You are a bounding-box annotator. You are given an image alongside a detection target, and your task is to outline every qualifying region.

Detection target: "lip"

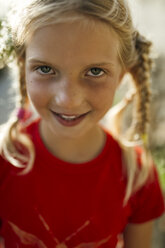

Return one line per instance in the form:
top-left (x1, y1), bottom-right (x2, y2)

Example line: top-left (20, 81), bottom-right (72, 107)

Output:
top-left (50, 111), bottom-right (90, 127)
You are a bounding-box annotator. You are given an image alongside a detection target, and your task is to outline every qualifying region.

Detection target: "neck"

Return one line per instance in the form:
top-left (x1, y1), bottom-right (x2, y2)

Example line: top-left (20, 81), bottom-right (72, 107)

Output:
top-left (39, 121), bottom-right (106, 164)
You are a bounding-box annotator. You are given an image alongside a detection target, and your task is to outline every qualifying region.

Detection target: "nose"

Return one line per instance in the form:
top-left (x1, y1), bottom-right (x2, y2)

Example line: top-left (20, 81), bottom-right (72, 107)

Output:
top-left (53, 77), bottom-right (85, 109)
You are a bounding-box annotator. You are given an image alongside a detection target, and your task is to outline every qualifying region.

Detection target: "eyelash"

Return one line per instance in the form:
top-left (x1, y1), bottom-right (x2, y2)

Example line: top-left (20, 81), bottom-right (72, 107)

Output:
top-left (35, 65), bottom-right (106, 78)
top-left (35, 65), bottom-right (54, 75)
top-left (86, 68), bottom-right (105, 77)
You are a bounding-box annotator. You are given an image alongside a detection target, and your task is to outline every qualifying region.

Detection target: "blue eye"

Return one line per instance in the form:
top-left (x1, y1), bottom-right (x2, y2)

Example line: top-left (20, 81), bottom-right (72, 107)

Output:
top-left (87, 68), bottom-right (104, 77)
top-left (37, 66), bottom-right (53, 74)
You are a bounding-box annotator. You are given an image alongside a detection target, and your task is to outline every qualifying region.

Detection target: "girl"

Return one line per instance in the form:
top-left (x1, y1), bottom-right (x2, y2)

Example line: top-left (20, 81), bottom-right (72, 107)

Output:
top-left (0, 0), bottom-right (164, 247)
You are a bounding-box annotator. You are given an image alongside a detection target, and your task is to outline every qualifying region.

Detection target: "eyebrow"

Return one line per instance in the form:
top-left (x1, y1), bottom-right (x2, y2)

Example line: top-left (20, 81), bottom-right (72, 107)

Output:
top-left (27, 58), bottom-right (54, 65)
top-left (27, 58), bottom-right (115, 68)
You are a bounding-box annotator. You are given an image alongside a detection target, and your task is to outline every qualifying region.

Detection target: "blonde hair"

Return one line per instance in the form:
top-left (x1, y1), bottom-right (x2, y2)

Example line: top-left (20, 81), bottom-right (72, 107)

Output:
top-left (0, 0), bottom-right (153, 201)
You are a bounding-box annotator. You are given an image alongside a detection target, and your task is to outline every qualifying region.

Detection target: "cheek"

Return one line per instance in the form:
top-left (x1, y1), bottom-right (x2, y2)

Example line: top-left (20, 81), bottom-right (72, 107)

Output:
top-left (91, 83), bottom-right (117, 111)
top-left (26, 76), bottom-right (49, 108)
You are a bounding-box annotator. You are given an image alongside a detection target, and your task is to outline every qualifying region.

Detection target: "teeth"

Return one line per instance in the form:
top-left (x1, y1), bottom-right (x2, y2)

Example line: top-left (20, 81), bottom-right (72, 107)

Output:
top-left (60, 115), bottom-right (78, 120)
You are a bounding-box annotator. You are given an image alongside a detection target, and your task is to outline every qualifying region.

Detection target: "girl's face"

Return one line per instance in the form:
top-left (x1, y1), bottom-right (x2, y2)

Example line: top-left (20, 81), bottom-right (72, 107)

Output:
top-left (25, 19), bottom-right (123, 141)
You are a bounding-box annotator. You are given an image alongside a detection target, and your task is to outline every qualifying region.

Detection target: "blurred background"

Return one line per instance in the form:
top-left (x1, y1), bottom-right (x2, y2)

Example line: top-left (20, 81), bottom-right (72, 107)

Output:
top-left (0, 0), bottom-right (165, 247)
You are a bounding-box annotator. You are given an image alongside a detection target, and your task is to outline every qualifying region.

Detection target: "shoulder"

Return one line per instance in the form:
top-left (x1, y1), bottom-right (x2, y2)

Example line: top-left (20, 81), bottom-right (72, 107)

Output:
top-left (128, 152), bottom-right (165, 223)
top-left (106, 136), bottom-right (165, 222)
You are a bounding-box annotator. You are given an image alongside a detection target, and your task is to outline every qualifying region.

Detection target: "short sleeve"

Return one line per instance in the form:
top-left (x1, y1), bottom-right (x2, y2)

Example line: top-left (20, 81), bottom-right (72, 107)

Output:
top-left (128, 166), bottom-right (165, 223)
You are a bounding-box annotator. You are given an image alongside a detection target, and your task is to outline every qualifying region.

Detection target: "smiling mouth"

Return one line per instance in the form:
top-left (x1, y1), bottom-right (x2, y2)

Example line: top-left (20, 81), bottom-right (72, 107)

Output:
top-left (50, 111), bottom-right (91, 126)
top-left (56, 113), bottom-right (84, 121)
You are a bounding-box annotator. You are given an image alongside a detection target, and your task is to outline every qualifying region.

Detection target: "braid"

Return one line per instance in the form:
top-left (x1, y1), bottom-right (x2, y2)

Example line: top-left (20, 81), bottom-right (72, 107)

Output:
top-left (121, 32), bottom-right (154, 203)
top-left (16, 57), bottom-right (28, 110)
top-left (129, 31), bottom-right (153, 145)
top-left (0, 53), bottom-right (35, 174)
top-left (107, 31), bottom-right (154, 203)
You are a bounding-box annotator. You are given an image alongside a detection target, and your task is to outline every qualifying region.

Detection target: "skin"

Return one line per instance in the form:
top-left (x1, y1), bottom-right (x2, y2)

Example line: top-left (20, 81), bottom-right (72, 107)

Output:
top-left (124, 221), bottom-right (153, 248)
top-left (25, 18), bottom-right (153, 247)
top-left (25, 20), bottom-right (123, 163)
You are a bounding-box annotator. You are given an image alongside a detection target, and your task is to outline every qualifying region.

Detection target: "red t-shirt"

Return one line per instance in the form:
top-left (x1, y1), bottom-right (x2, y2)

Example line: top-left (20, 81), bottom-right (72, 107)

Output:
top-left (0, 120), bottom-right (164, 248)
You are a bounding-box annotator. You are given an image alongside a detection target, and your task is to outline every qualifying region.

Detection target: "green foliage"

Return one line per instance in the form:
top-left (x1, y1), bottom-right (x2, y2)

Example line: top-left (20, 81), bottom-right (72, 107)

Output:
top-left (152, 146), bottom-right (165, 192)
top-left (0, 19), bottom-right (15, 68)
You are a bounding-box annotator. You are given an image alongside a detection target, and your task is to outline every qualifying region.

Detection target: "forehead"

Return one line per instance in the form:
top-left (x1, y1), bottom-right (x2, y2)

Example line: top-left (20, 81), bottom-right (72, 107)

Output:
top-left (25, 18), bottom-right (121, 66)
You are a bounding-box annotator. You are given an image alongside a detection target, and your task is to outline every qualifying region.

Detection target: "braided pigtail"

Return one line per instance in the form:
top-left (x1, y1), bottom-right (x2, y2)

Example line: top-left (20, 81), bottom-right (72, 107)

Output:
top-left (0, 22), bottom-right (35, 174)
top-left (109, 32), bottom-right (153, 145)
top-left (0, 62), bottom-right (35, 174)
top-left (106, 32), bottom-right (153, 203)
top-left (128, 31), bottom-right (153, 145)
top-left (123, 32), bottom-right (154, 203)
